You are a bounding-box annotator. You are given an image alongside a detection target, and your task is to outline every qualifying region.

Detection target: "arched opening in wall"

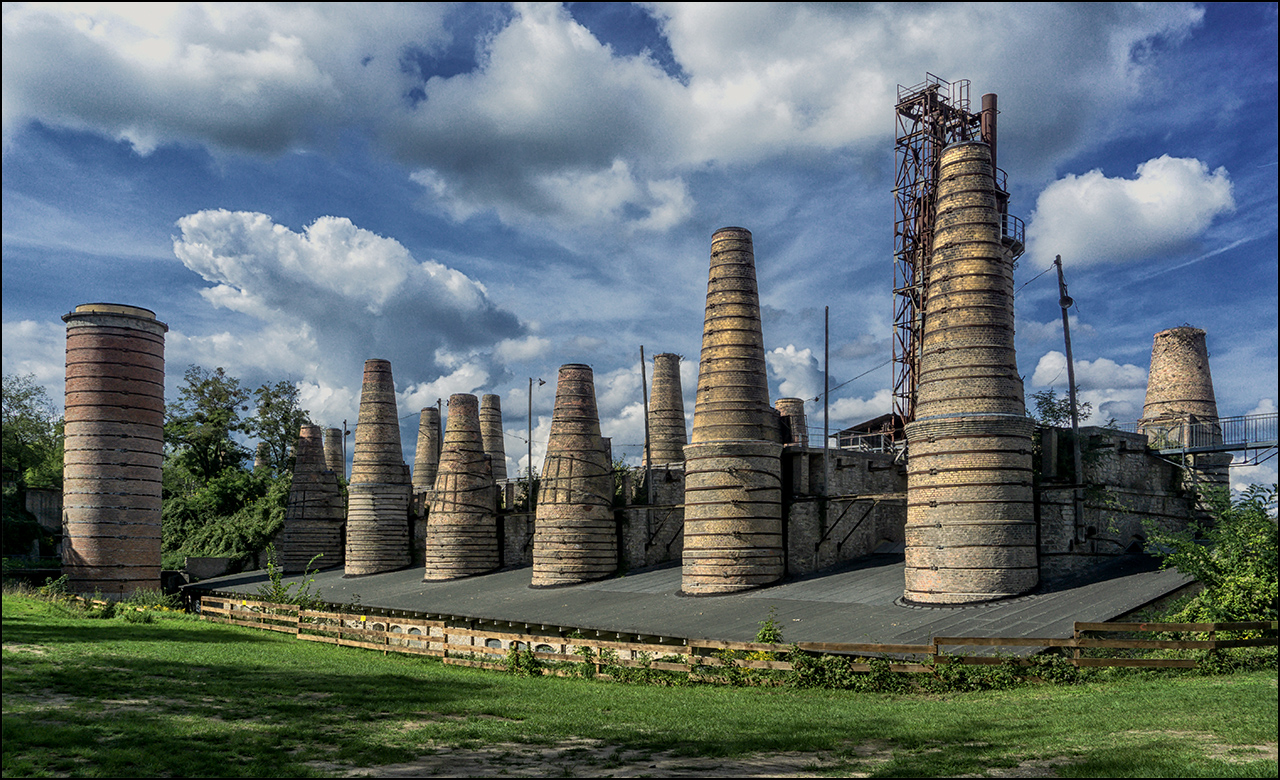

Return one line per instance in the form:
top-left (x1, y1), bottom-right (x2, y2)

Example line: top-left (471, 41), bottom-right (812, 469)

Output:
top-left (485, 638), bottom-right (503, 649)
top-left (535, 644), bottom-right (555, 654)
top-left (512, 641), bottom-right (528, 651)
top-left (371, 622), bottom-right (386, 632)
top-left (1125, 535), bottom-right (1146, 555)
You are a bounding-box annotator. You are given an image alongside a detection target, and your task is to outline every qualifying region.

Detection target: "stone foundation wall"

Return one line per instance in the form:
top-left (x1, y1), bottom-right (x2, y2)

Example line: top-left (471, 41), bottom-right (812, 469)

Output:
top-left (1036, 426), bottom-right (1200, 580)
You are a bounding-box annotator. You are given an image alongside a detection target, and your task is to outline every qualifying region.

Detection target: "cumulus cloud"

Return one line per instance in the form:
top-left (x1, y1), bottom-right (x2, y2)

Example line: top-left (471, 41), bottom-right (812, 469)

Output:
top-left (829, 388), bottom-right (893, 428)
top-left (5, 3), bottom-right (1206, 231)
top-left (1025, 155), bottom-right (1235, 266)
top-left (1030, 350), bottom-right (1149, 423)
top-left (1017, 316), bottom-right (1096, 347)
top-left (766, 344), bottom-right (823, 401)
top-left (2, 3), bottom-right (450, 152)
top-left (0, 319), bottom-right (68, 408)
top-left (169, 209), bottom-right (525, 434)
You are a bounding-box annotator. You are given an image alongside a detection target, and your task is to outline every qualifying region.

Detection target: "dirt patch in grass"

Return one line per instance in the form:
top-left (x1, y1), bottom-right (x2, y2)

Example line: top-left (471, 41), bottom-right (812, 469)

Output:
top-left (1127, 730), bottom-right (1278, 764)
top-left (3, 643), bottom-right (49, 655)
top-left (312, 738), bottom-right (857, 778)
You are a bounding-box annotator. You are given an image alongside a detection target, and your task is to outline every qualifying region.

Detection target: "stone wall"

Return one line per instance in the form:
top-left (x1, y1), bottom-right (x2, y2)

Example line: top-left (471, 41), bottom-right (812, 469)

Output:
top-left (1036, 425), bottom-right (1200, 580)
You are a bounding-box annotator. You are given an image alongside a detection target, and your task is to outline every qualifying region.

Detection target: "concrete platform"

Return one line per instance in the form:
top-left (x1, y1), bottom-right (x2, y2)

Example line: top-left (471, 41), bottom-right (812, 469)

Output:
top-left (185, 553), bottom-right (1192, 647)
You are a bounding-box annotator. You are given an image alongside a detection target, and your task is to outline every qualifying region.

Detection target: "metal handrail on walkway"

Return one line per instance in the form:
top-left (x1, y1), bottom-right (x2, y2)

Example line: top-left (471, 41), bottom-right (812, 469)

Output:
top-left (1137, 412), bottom-right (1278, 455)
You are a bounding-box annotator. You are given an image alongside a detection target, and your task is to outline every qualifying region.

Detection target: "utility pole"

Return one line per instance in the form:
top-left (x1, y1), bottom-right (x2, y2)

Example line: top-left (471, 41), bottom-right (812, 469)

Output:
top-left (824, 306), bottom-right (831, 497)
top-left (1055, 255), bottom-right (1085, 542)
top-left (640, 346), bottom-right (652, 505)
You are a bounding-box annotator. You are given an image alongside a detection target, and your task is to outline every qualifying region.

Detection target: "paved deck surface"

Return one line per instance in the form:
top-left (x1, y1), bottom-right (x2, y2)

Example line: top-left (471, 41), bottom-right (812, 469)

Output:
top-left (187, 553), bottom-right (1191, 647)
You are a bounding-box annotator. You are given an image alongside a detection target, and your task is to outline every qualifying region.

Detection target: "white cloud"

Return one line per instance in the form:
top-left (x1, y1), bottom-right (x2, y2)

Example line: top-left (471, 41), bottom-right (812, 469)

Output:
top-left (1031, 351), bottom-right (1147, 390)
top-left (766, 344), bottom-right (823, 401)
top-left (1030, 350), bottom-right (1149, 424)
top-left (494, 335), bottom-right (551, 364)
top-left (400, 365), bottom-right (492, 414)
top-left (828, 388), bottom-right (893, 429)
top-left (1017, 316), bottom-right (1096, 346)
top-left (0, 319), bottom-right (68, 410)
top-left (1247, 398), bottom-right (1277, 418)
top-left (2, 2), bottom-right (449, 152)
top-left (1025, 155), bottom-right (1235, 266)
top-left (172, 210), bottom-right (523, 381)
top-left (5, 3), bottom-right (1206, 232)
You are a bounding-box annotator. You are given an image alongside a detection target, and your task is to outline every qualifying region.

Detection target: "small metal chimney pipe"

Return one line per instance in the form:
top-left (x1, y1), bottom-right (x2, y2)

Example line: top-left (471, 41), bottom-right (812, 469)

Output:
top-left (981, 93), bottom-right (998, 173)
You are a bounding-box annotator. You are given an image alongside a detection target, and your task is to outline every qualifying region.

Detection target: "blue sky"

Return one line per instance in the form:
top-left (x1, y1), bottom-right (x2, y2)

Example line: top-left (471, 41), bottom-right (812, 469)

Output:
top-left (3, 2), bottom-right (1276, 488)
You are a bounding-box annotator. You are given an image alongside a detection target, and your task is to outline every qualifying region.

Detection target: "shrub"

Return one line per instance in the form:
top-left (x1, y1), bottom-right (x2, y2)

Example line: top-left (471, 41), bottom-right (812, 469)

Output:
top-left (1146, 484), bottom-right (1278, 623)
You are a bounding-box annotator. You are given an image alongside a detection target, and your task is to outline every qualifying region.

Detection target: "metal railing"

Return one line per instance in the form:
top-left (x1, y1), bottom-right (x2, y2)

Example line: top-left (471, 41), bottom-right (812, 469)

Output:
top-left (1139, 412), bottom-right (1278, 455)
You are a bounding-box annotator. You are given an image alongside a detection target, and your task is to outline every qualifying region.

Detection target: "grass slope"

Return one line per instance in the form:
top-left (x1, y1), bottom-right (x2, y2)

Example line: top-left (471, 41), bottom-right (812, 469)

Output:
top-left (2, 591), bottom-right (1276, 778)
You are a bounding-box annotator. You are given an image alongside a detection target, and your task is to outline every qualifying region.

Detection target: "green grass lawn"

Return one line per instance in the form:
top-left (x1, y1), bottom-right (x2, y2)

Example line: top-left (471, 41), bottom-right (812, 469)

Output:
top-left (2, 590), bottom-right (1276, 778)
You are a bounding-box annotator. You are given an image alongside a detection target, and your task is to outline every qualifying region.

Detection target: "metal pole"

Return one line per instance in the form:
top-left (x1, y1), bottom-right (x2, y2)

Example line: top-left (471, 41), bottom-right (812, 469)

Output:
top-left (640, 346), bottom-right (652, 505)
top-left (824, 306), bottom-right (831, 497)
top-left (1056, 255), bottom-right (1085, 542)
top-left (528, 377), bottom-right (534, 484)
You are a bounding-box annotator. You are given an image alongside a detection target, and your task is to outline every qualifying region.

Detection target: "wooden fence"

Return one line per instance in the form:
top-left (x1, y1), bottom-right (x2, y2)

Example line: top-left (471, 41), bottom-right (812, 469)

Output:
top-left (197, 595), bottom-right (1276, 681)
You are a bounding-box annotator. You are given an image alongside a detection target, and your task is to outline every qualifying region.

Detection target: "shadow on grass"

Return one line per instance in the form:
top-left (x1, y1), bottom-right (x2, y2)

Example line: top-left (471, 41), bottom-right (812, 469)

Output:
top-left (4, 643), bottom-right (499, 777)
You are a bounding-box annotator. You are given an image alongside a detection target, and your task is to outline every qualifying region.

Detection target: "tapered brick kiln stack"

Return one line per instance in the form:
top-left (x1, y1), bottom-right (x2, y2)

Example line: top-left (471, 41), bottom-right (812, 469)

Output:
top-left (412, 407), bottom-right (442, 497)
top-left (323, 428), bottom-right (345, 479)
top-left (531, 364), bottom-right (616, 587)
top-left (424, 394), bottom-right (499, 580)
top-left (61, 303), bottom-right (167, 597)
top-left (480, 394), bottom-right (508, 482)
top-left (775, 397), bottom-right (808, 446)
top-left (344, 359), bottom-right (411, 576)
top-left (644, 353), bottom-right (688, 466)
top-left (682, 227), bottom-right (785, 595)
top-left (278, 424), bottom-right (345, 572)
top-left (1139, 326), bottom-right (1230, 488)
top-left (1140, 326), bottom-right (1220, 433)
top-left (903, 141), bottom-right (1037, 605)
top-left (253, 442), bottom-right (270, 472)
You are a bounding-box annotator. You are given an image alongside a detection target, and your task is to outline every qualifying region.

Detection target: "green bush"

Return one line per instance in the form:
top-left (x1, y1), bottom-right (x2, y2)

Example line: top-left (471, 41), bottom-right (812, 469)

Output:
top-left (1146, 484), bottom-right (1278, 623)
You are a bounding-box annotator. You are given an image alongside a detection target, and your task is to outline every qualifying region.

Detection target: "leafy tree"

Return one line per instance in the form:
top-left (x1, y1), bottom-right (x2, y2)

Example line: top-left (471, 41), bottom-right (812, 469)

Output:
top-left (164, 366), bottom-right (251, 482)
top-left (1146, 484), bottom-right (1278, 622)
top-left (246, 380), bottom-right (311, 477)
top-left (1027, 387), bottom-right (1092, 427)
top-left (2, 373), bottom-right (63, 489)
top-left (2, 373), bottom-right (63, 556)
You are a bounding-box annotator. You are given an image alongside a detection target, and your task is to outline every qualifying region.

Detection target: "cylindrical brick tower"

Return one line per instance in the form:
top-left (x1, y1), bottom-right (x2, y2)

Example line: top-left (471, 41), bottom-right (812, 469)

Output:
top-left (902, 141), bottom-right (1037, 605)
top-left (645, 353), bottom-right (688, 465)
top-left (323, 427), bottom-right (345, 479)
top-left (61, 303), bottom-right (167, 597)
top-left (775, 397), bottom-right (808, 446)
top-left (424, 394), bottom-right (499, 580)
top-left (344, 359), bottom-right (411, 576)
top-left (532, 364), bottom-right (616, 587)
top-left (412, 407), bottom-right (442, 495)
top-left (479, 394), bottom-right (509, 482)
top-left (682, 227), bottom-right (785, 595)
top-left (278, 424), bottom-right (346, 572)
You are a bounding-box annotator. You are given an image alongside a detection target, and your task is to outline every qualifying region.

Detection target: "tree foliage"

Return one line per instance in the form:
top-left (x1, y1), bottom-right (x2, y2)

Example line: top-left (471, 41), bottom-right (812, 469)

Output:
top-left (245, 380), bottom-right (311, 477)
top-left (1027, 387), bottom-right (1092, 427)
top-left (2, 373), bottom-right (63, 489)
top-left (1146, 484), bottom-right (1278, 622)
top-left (164, 366), bottom-right (251, 483)
top-left (160, 365), bottom-right (314, 571)
top-left (2, 374), bottom-right (63, 556)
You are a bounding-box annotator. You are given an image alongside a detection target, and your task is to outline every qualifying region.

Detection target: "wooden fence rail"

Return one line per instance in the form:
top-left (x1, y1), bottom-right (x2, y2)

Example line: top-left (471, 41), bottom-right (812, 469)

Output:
top-left (197, 596), bottom-right (1276, 681)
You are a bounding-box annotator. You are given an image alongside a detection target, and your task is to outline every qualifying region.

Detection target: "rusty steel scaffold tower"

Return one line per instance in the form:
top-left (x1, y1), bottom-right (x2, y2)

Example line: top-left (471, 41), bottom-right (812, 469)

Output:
top-left (893, 74), bottom-right (1023, 433)
top-left (893, 75), bottom-right (980, 430)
